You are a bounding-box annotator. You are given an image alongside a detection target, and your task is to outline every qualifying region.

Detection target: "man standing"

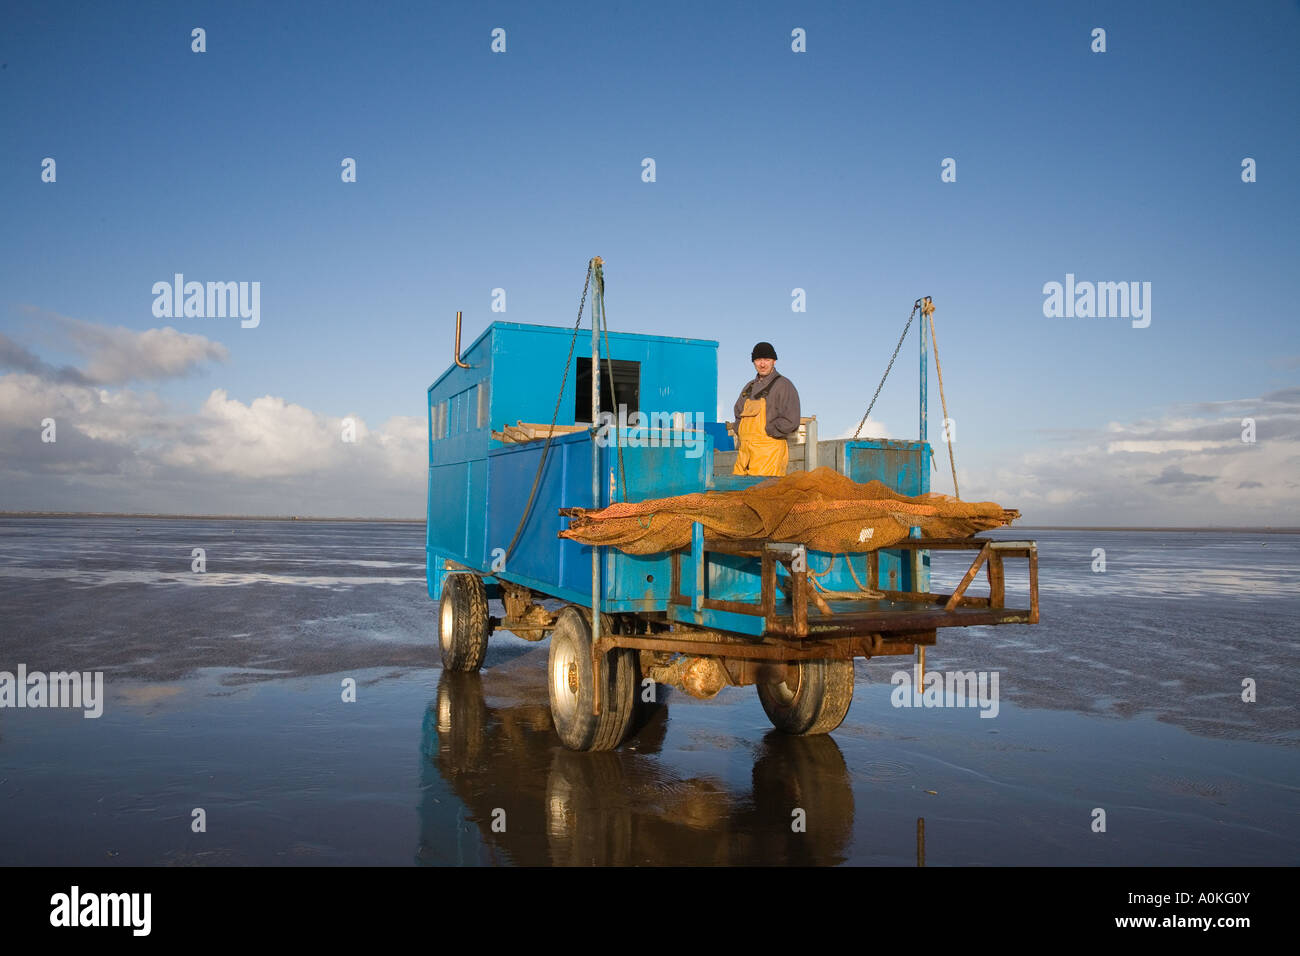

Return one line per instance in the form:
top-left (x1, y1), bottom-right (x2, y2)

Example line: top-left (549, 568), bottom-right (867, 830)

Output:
top-left (732, 341), bottom-right (801, 476)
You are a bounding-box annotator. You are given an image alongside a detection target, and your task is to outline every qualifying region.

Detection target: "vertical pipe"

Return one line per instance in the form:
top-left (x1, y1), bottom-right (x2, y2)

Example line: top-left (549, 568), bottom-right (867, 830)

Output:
top-left (919, 299), bottom-right (928, 444)
top-left (910, 299), bottom-right (927, 583)
top-left (692, 521), bottom-right (705, 611)
top-left (591, 262), bottom-right (602, 653)
top-left (454, 311), bottom-right (470, 369)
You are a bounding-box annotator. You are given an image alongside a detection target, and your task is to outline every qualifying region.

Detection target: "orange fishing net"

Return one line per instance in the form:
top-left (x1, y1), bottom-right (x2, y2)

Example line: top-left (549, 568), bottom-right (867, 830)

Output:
top-left (559, 467), bottom-right (1018, 555)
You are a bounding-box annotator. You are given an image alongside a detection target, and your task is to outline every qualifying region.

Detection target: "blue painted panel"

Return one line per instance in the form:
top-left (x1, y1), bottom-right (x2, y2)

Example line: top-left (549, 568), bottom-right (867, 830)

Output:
top-left (558, 436), bottom-right (597, 594)
top-left (703, 421), bottom-right (735, 452)
top-left (614, 432), bottom-right (711, 499)
top-left (668, 603), bottom-right (767, 636)
top-left (485, 429), bottom-right (710, 605)
top-left (488, 323), bottom-right (718, 439)
top-left (482, 431), bottom-right (591, 583)
top-left (427, 553), bottom-right (446, 601)
top-left (602, 435), bottom-right (709, 604)
top-left (428, 460), bottom-right (469, 559)
top-left (708, 552), bottom-right (764, 601)
top-left (467, 456), bottom-right (488, 568)
top-left (427, 324), bottom-right (494, 578)
top-left (844, 439), bottom-right (929, 493)
top-left (845, 439), bottom-right (931, 593)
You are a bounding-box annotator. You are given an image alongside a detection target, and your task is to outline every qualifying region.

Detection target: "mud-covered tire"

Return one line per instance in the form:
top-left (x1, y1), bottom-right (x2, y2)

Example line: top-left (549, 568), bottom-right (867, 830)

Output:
top-left (547, 606), bottom-right (636, 751)
top-left (757, 659), bottom-right (855, 735)
top-left (439, 573), bottom-right (490, 672)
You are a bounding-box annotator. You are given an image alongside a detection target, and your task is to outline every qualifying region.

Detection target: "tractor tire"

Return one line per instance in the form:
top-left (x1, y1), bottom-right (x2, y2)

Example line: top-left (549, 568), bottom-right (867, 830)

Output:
top-left (547, 606), bottom-right (636, 751)
top-left (757, 658), bottom-right (855, 735)
top-left (439, 573), bottom-right (490, 672)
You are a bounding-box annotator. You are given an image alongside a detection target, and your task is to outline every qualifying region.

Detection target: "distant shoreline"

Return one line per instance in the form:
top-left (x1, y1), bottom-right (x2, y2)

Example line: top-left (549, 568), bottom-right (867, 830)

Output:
top-left (0, 513), bottom-right (1296, 533)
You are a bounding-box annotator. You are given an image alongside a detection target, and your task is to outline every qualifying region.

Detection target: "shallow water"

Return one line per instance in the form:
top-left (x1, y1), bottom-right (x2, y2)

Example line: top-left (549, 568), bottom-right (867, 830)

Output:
top-left (0, 518), bottom-right (1295, 865)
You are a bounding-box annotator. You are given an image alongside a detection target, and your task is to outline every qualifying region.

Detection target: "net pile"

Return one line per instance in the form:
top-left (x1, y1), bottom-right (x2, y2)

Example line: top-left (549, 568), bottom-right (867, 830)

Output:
top-left (559, 467), bottom-right (1019, 555)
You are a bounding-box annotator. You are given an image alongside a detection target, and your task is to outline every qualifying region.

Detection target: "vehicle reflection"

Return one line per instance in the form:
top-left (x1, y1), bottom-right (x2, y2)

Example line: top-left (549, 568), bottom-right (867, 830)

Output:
top-left (418, 666), bottom-right (860, 865)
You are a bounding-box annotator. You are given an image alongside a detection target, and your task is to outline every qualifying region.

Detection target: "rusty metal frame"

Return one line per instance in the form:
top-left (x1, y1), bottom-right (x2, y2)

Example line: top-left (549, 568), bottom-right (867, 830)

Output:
top-left (593, 536), bottom-right (1038, 715)
top-left (593, 628), bottom-right (934, 663)
top-left (588, 627), bottom-right (933, 712)
top-left (668, 535), bottom-right (1039, 632)
top-left (944, 543), bottom-right (991, 611)
top-left (671, 539), bottom-right (814, 636)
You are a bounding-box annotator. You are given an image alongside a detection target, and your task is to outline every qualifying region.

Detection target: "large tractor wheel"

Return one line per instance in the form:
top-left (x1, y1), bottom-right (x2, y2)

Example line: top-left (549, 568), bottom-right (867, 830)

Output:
top-left (439, 573), bottom-right (490, 672)
top-left (757, 658), bottom-right (855, 735)
top-left (547, 606), bottom-right (636, 752)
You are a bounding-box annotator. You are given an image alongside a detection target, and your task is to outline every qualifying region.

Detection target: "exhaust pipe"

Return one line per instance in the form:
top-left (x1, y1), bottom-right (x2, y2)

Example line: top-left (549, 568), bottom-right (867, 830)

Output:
top-left (453, 311), bottom-right (470, 368)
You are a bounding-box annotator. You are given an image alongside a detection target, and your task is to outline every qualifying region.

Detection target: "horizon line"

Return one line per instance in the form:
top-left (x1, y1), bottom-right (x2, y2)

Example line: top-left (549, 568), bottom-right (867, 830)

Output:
top-left (1, 512), bottom-right (1297, 533)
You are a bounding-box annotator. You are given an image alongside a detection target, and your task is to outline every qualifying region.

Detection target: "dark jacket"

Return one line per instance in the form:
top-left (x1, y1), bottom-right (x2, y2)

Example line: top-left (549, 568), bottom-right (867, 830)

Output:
top-left (734, 370), bottom-right (801, 439)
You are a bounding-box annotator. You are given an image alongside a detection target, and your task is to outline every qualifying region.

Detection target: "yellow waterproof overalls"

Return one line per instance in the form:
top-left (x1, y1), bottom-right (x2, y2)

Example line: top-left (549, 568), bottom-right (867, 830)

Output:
top-left (733, 394), bottom-right (788, 476)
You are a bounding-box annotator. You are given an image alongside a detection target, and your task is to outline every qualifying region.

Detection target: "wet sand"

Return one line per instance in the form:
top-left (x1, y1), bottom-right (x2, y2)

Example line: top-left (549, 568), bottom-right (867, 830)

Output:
top-left (0, 518), bottom-right (1295, 865)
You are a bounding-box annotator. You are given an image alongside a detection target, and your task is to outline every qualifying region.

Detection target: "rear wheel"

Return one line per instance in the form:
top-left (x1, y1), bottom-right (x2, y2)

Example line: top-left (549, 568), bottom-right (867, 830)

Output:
top-left (548, 606), bottom-right (636, 751)
top-left (757, 659), bottom-right (855, 735)
top-left (439, 573), bottom-right (490, 672)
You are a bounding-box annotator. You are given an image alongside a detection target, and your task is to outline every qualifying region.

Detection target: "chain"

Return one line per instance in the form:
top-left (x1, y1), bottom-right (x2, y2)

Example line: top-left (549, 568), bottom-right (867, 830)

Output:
top-left (503, 261), bottom-right (593, 562)
top-left (594, 266), bottom-right (628, 502)
top-left (852, 299), bottom-right (921, 440)
top-left (551, 264), bottom-right (593, 436)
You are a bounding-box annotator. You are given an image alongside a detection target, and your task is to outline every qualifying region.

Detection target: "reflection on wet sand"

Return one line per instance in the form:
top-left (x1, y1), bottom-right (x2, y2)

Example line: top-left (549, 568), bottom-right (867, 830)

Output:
top-left (419, 666), bottom-right (861, 865)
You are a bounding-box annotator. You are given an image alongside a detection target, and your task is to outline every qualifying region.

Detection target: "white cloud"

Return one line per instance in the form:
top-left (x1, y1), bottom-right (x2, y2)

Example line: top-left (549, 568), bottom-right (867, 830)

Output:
top-left (159, 390), bottom-right (426, 482)
top-left (1105, 440), bottom-right (1228, 454)
top-left (830, 417), bottom-right (892, 440)
top-left (0, 377), bottom-right (425, 517)
top-left (18, 308), bottom-right (228, 384)
top-left (969, 397), bottom-right (1300, 525)
top-left (164, 390), bottom-right (335, 478)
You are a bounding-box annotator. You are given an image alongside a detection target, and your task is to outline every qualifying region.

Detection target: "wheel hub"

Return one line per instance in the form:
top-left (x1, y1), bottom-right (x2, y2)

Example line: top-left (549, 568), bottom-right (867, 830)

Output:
top-left (770, 663), bottom-right (802, 705)
top-left (550, 634), bottom-right (581, 723)
top-left (440, 596), bottom-right (454, 652)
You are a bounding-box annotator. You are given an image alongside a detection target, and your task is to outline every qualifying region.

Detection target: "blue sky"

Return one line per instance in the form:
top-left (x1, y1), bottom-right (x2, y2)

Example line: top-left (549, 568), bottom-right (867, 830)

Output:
top-left (2, 1), bottom-right (1298, 521)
